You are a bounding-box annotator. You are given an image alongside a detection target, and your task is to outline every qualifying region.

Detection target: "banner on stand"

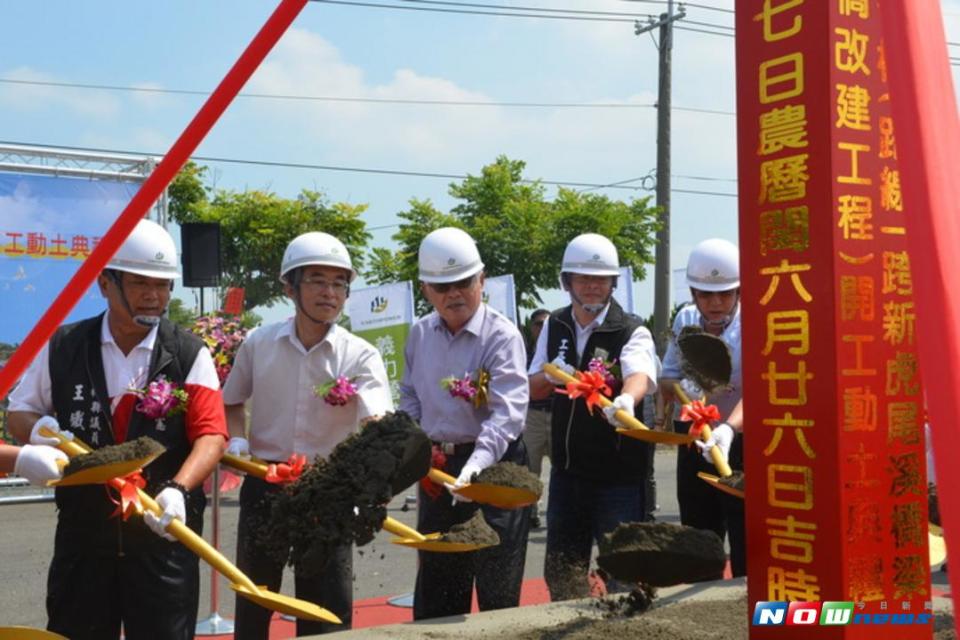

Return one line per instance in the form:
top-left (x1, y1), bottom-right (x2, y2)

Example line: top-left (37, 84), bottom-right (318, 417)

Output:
top-left (483, 273), bottom-right (517, 324)
top-left (348, 281), bottom-right (415, 402)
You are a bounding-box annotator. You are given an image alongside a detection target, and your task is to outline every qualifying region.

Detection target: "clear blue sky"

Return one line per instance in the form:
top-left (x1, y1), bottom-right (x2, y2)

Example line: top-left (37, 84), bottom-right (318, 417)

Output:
top-left (2, 0), bottom-right (958, 324)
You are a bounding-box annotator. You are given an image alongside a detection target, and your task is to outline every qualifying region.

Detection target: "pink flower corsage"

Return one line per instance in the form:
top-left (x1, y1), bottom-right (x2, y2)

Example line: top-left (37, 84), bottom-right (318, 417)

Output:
top-left (131, 375), bottom-right (189, 420)
top-left (440, 368), bottom-right (490, 408)
top-left (587, 357), bottom-right (621, 394)
top-left (315, 376), bottom-right (359, 406)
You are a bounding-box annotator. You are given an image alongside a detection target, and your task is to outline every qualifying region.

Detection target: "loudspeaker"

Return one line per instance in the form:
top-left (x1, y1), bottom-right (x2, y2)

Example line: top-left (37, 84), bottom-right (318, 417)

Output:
top-left (181, 222), bottom-right (221, 288)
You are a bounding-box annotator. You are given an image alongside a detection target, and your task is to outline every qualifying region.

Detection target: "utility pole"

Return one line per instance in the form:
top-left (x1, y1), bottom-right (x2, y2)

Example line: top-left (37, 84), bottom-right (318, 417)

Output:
top-left (636, 1), bottom-right (685, 354)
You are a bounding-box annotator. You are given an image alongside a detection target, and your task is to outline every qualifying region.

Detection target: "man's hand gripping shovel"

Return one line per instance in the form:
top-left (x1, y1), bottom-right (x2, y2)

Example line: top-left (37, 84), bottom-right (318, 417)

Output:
top-left (42, 426), bottom-right (341, 624)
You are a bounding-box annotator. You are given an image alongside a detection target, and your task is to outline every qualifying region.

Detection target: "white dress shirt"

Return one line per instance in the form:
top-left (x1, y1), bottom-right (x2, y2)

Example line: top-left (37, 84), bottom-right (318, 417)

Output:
top-left (222, 319), bottom-right (394, 461)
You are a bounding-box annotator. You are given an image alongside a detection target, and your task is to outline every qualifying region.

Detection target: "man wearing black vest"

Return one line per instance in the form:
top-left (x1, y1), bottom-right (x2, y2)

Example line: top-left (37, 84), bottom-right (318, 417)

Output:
top-left (8, 219), bottom-right (228, 640)
top-left (528, 233), bottom-right (660, 600)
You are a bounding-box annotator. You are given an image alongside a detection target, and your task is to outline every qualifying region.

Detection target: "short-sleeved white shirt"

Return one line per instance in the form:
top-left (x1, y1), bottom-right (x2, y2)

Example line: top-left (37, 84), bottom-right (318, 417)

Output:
top-left (528, 303), bottom-right (660, 392)
top-left (222, 319), bottom-right (394, 461)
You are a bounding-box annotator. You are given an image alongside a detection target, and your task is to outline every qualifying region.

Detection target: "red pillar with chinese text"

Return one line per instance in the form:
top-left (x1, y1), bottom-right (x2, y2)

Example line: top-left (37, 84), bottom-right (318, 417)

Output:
top-left (736, 1), bottom-right (931, 638)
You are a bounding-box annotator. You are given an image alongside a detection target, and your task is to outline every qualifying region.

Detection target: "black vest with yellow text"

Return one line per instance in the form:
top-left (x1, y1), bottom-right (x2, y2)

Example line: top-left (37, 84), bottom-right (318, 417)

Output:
top-left (546, 300), bottom-right (650, 484)
top-left (49, 314), bottom-right (206, 551)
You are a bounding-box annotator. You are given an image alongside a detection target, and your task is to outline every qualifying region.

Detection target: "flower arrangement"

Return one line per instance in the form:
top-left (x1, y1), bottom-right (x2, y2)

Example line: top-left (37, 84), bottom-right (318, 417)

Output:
top-left (440, 368), bottom-right (490, 408)
top-left (191, 313), bottom-right (249, 386)
top-left (315, 376), bottom-right (359, 406)
top-left (131, 375), bottom-right (189, 420)
top-left (587, 356), bottom-right (622, 395)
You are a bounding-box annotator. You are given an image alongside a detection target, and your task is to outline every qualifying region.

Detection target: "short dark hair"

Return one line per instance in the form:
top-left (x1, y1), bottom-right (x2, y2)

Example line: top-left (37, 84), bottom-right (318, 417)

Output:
top-left (531, 309), bottom-right (549, 321)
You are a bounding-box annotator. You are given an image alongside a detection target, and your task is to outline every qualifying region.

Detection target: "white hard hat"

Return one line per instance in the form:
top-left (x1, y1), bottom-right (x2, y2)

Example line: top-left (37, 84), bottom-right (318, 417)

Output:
top-left (418, 227), bottom-right (484, 283)
top-left (561, 233), bottom-right (620, 276)
top-left (686, 238), bottom-right (740, 292)
top-left (280, 232), bottom-right (356, 283)
top-left (107, 218), bottom-right (180, 280)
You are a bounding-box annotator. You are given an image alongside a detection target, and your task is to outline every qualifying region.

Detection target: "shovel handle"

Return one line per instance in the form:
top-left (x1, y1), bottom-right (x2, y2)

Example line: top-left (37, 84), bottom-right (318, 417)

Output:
top-left (382, 516), bottom-right (428, 542)
top-left (46, 429), bottom-right (261, 594)
top-left (427, 468), bottom-right (456, 486)
top-left (542, 363), bottom-right (652, 432)
top-left (672, 384), bottom-right (733, 478)
top-left (221, 452), bottom-right (269, 478)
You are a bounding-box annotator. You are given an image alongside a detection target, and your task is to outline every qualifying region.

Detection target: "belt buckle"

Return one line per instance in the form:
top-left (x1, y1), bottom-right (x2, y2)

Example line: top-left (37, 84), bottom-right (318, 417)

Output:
top-left (441, 442), bottom-right (456, 455)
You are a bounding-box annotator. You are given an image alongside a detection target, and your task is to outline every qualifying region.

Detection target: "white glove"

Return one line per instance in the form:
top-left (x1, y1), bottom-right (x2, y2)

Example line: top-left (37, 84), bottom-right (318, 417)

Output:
top-left (144, 486), bottom-right (187, 541)
top-left (14, 444), bottom-right (67, 486)
top-left (696, 422), bottom-right (735, 465)
top-left (445, 462), bottom-right (483, 504)
top-left (602, 393), bottom-right (635, 429)
top-left (30, 415), bottom-right (73, 446)
top-left (225, 436), bottom-right (250, 458)
top-left (545, 356), bottom-right (575, 385)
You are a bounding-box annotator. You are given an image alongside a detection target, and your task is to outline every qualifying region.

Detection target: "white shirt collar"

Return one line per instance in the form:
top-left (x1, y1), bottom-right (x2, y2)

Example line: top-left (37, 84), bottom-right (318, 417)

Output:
top-left (276, 316), bottom-right (339, 353)
top-left (573, 302), bottom-right (611, 331)
top-left (100, 313), bottom-right (158, 352)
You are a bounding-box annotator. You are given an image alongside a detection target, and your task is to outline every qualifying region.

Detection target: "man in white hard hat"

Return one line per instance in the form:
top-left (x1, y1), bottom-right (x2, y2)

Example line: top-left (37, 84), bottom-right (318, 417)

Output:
top-left (528, 232), bottom-right (661, 600)
top-left (222, 231), bottom-right (393, 637)
top-left (659, 237), bottom-right (745, 578)
top-left (8, 218), bottom-right (228, 639)
top-left (399, 227), bottom-right (530, 620)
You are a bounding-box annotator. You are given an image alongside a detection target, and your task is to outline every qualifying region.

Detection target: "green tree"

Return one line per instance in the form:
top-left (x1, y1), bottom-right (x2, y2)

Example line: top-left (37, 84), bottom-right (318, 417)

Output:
top-left (168, 164), bottom-right (371, 311)
top-left (365, 156), bottom-right (660, 315)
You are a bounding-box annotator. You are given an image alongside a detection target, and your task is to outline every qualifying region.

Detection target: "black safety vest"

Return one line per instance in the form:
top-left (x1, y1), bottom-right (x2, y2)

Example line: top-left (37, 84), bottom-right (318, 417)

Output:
top-left (546, 300), bottom-right (650, 484)
top-left (48, 314), bottom-right (206, 551)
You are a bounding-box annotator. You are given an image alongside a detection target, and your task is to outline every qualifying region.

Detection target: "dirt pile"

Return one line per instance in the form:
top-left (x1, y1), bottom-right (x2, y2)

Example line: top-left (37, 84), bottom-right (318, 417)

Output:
top-left (474, 461), bottom-right (543, 497)
top-left (63, 436), bottom-right (164, 476)
top-left (254, 411), bottom-right (431, 575)
top-left (597, 522), bottom-right (726, 586)
top-left (438, 509), bottom-right (500, 546)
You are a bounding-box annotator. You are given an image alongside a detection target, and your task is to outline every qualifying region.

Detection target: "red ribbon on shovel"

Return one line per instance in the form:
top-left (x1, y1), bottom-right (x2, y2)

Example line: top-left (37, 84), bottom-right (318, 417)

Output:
top-left (106, 471), bottom-right (148, 521)
top-left (557, 370), bottom-right (612, 415)
top-left (680, 399), bottom-right (721, 440)
top-left (265, 454), bottom-right (307, 485)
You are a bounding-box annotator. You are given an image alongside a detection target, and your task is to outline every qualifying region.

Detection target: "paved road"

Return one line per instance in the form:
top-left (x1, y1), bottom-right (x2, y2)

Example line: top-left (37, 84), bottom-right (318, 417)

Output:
top-left (0, 447), bottom-right (682, 628)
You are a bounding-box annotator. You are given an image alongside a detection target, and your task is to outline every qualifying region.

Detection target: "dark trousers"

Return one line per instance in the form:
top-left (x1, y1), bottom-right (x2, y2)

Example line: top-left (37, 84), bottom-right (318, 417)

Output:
top-left (644, 441), bottom-right (657, 521)
top-left (413, 438), bottom-right (531, 620)
top-left (47, 542), bottom-right (199, 640)
top-left (544, 467), bottom-right (645, 601)
top-left (235, 476), bottom-right (353, 638)
top-left (675, 420), bottom-right (746, 578)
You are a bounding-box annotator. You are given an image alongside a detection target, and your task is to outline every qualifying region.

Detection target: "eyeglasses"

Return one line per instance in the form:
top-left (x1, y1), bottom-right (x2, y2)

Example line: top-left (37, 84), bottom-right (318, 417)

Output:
top-left (428, 275), bottom-right (477, 294)
top-left (301, 277), bottom-right (349, 294)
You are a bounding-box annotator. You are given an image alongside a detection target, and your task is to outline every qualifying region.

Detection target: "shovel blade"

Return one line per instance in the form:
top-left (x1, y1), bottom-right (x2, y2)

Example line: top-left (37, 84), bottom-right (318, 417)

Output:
top-left (49, 452), bottom-right (162, 487)
top-left (0, 629), bottom-right (68, 640)
top-left (697, 471), bottom-right (745, 499)
top-left (453, 483), bottom-right (538, 509)
top-left (232, 584), bottom-right (342, 623)
top-left (390, 532), bottom-right (493, 552)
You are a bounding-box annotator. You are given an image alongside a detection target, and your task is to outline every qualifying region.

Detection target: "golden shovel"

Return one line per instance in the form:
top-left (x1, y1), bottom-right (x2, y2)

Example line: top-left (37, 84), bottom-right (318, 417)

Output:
top-left (426, 467), bottom-right (538, 510)
top-left (220, 453), bottom-right (489, 551)
top-left (543, 363), bottom-right (694, 446)
top-left (49, 448), bottom-right (164, 487)
top-left (673, 383), bottom-right (734, 479)
top-left (42, 428), bottom-right (340, 624)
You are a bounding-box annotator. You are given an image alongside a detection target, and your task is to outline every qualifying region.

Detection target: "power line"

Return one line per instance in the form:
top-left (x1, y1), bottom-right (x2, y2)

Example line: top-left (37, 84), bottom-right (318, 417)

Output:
top-left (0, 140), bottom-right (738, 198)
top-left (309, 0), bottom-right (641, 22)
top-left (0, 76), bottom-right (736, 115)
top-left (395, 0), bottom-right (650, 18)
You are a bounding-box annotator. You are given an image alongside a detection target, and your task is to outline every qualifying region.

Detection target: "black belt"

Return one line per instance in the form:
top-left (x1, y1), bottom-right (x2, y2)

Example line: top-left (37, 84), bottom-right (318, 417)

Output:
top-left (432, 441), bottom-right (475, 456)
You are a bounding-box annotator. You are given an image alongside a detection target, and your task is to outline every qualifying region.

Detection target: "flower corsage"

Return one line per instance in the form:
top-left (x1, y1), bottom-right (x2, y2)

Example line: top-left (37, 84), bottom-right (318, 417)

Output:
top-left (315, 376), bottom-right (359, 406)
top-left (440, 368), bottom-right (490, 408)
top-left (131, 375), bottom-right (189, 420)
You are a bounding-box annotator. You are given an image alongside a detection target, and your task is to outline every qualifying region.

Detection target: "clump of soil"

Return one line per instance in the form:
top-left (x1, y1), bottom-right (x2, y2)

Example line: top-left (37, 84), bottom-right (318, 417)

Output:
top-left (597, 522), bottom-right (725, 586)
top-left (254, 411), bottom-right (431, 575)
top-left (474, 461), bottom-right (543, 498)
top-left (63, 437), bottom-right (164, 476)
top-left (593, 584), bottom-right (657, 618)
top-left (718, 471), bottom-right (745, 493)
top-left (929, 483), bottom-right (941, 526)
top-left (437, 509), bottom-right (500, 546)
top-left (676, 326), bottom-right (732, 394)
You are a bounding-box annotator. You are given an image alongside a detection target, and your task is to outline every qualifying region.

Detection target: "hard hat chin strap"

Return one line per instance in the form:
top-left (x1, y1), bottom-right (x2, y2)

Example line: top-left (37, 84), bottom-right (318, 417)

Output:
top-left (107, 270), bottom-right (166, 328)
top-left (563, 273), bottom-right (615, 316)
